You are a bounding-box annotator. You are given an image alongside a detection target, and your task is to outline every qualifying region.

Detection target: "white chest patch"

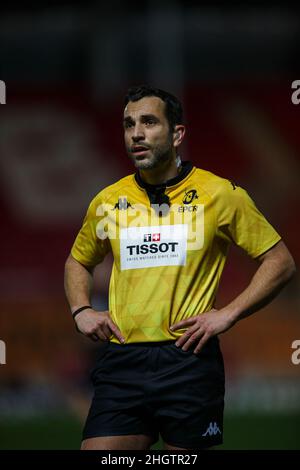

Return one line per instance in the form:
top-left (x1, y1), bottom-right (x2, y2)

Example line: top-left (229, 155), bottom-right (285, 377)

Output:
top-left (120, 224), bottom-right (188, 270)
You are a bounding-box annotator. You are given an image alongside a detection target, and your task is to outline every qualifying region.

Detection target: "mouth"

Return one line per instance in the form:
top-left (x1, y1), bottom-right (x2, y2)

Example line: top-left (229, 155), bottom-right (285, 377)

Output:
top-left (131, 145), bottom-right (150, 157)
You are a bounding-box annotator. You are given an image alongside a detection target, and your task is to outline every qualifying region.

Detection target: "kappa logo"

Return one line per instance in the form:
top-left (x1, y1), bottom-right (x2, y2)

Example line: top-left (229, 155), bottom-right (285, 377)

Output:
top-left (113, 197), bottom-right (132, 210)
top-left (202, 422), bottom-right (221, 437)
top-left (183, 189), bottom-right (199, 205)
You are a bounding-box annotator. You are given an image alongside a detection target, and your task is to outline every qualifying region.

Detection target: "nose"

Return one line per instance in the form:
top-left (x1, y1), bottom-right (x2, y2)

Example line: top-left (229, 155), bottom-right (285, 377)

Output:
top-left (132, 124), bottom-right (145, 143)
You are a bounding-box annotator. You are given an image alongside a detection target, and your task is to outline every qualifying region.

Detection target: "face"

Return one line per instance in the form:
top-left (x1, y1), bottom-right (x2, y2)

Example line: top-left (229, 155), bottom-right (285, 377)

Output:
top-left (123, 96), bottom-right (175, 170)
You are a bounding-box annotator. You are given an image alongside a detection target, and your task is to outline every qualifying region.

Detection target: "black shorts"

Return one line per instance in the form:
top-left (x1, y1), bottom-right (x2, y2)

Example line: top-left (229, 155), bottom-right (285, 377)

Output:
top-left (83, 337), bottom-right (225, 449)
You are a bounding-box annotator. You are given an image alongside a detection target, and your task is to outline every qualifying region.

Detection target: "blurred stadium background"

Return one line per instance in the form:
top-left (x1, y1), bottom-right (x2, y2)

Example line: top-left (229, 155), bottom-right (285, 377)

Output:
top-left (0, 1), bottom-right (299, 450)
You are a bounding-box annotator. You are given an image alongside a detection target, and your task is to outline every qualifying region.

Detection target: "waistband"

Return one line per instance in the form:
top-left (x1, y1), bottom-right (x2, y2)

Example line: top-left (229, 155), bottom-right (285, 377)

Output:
top-left (109, 340), bottom-right (176, 348)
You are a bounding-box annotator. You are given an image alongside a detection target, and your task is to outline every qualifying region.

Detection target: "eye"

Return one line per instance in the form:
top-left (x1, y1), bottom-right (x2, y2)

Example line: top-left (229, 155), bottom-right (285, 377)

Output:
top-left (145, 119), bottom-right (155, 126)
top-left (124, 121), bottom-right (133, 129)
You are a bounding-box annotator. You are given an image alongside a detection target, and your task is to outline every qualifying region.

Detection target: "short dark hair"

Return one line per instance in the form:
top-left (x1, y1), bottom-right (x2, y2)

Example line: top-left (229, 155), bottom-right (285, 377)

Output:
top-left (124, 84), bottom-right (183, 131)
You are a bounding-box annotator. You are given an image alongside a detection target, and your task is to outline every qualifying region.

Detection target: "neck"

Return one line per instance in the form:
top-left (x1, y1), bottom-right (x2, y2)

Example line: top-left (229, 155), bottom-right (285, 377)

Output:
top-left (139, 156), bottom-right (181, 185)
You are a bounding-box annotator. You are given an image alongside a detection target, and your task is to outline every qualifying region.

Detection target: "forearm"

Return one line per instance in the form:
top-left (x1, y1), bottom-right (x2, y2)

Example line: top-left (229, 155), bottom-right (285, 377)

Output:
top-left (64, 254), bottom-right (94, 312)
top-left (222, 243), bottom-right (296, 325)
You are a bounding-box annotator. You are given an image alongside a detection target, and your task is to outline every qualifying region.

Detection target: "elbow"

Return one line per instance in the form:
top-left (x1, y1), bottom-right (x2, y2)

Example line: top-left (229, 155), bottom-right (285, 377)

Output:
top-left (282, 255), bottom-right (297, 284)
top-left (259, 241), bottom-right (296, 287)
top-left (287, 259), bottom-right (297, 281)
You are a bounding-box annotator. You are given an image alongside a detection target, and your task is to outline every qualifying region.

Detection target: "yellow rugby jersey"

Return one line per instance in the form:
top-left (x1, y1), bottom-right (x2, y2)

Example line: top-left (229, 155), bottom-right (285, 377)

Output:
top-left (71, 161), bottom-right (281, 344)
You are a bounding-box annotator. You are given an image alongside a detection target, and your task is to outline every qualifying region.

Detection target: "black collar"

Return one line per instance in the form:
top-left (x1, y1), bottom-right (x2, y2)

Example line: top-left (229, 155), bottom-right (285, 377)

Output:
top-left (135, 161), bottom-right (193, 191)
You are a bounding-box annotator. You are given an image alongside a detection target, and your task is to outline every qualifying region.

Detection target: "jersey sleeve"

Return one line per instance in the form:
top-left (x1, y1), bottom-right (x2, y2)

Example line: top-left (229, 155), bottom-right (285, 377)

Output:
top-left (71, 196), bottom-right (111, 267)
top-left (217, 181), bottom-right (281, 258)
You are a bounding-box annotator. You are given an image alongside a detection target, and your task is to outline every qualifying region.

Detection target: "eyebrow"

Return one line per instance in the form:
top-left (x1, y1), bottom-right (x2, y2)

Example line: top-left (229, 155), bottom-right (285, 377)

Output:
top-left (123, 114), bottom-right (159, 123)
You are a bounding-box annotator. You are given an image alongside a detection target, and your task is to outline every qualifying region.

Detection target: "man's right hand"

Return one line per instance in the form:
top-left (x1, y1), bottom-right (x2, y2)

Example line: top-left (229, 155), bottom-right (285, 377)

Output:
top-left (74, 309), bottom-right (125, 343)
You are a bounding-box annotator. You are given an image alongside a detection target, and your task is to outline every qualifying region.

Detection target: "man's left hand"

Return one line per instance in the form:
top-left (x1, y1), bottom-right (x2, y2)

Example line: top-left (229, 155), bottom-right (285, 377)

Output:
top-left (170, 309), bottom-right (234, 354)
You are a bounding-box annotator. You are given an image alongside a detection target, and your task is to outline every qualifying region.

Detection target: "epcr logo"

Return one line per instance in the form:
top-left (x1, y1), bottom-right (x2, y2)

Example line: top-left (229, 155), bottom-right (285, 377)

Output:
top-left (0, 340), bottom-right (6, 365)
top-left (183, 189), bottom-right (199, 205)
top-left (0, 81), bottom-right (6, 104)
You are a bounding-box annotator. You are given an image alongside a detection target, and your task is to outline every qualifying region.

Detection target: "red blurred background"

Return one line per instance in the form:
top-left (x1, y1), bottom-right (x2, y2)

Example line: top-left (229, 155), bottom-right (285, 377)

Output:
top-left (0, 2), bottom-right (299, 449)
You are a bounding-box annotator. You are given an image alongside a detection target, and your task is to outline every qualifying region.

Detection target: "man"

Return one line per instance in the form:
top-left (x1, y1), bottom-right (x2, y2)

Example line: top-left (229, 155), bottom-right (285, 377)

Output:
top-left (64, 85), bottom-right (296, 450)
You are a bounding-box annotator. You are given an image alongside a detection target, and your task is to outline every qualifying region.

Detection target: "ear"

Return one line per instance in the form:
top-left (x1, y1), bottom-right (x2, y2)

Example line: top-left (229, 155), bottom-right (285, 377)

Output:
top-left (173, 125), bottom-right (185, 148)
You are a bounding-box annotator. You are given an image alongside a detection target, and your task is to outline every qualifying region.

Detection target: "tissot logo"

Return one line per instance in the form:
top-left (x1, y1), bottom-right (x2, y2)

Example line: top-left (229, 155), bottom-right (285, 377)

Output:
top-left (183, 189), bottom-right (198, 205)
top-left (113, 197), bottom-right (132, 210)
top-left (126, 242), bottom-right (178, 256)
top-left (144, 233), bottom-right (160, 242)
top-left (120, 225), bottom-right (188, 270)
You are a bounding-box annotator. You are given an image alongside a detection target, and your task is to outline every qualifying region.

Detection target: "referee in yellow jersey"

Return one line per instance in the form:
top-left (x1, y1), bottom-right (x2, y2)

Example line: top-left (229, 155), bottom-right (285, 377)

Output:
top-left (64, 85), bottom-right (296, 450)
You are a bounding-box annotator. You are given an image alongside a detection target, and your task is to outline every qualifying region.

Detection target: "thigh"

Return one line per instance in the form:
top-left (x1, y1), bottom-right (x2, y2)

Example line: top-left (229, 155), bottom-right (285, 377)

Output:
top-left (83, 343), bottom-right (159, 444)
top-left (163, 441), bottom-right (215, 450)
top-left (81, 434), bottom-right (154, 450)
top-left (160, 402), bottom-right (224, 450)
top-left (155, 338), bottom-right (225, 449)
top-left (163, 442), bottom-right (189, 450)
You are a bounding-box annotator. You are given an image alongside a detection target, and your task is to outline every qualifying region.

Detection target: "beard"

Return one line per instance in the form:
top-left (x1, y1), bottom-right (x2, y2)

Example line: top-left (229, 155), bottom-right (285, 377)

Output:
top-left (127, 139), bottom-right (173, 170)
